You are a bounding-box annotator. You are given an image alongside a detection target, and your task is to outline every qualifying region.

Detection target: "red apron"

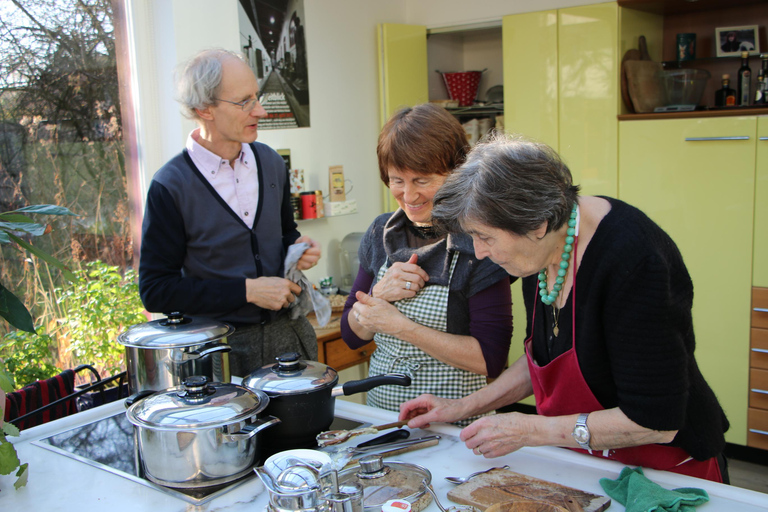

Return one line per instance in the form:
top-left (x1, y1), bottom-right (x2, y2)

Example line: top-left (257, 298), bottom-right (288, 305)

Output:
top-left (524, 225), bottom-right (722, 483)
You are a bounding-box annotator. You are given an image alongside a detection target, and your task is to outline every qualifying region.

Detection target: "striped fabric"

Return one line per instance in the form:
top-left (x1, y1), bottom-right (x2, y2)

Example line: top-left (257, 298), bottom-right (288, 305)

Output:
top-left (3, 369), bottom-right (76, 430)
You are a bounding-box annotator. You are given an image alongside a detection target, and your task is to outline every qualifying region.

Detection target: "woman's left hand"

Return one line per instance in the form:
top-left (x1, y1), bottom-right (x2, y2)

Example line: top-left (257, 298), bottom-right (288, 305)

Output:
top-left (351, 291), bottom-right (408, 336)
top-left (460, 412), bottom-right (535, 458)
top-left (294, 236), bottom-right (321, 270)
top-left (372, 254), bottom-right (429, 302)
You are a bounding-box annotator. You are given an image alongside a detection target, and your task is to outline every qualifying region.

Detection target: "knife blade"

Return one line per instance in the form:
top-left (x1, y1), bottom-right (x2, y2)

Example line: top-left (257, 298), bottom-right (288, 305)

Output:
top-left (344, 435), bottom-right (441, 468)
top-left (356, 428), bottom-right (410, 448)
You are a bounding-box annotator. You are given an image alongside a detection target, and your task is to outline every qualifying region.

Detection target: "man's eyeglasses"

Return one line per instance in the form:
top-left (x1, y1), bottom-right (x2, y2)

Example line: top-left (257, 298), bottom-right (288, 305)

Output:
top-left (214, 97), bottom-right (261, 112)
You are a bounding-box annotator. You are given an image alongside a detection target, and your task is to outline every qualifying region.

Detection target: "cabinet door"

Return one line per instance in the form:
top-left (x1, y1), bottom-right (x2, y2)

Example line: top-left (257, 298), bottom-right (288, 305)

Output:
top-left (619, 117), bottom-right (757, 445)
top-left (502, 10), bottom-right (559, 149)
top-left (754, 117), bottom-right (768, 287)
top-left (376, 23), bottom-right (428, 212)
top-left (558, 3), bottom-right (619, 197)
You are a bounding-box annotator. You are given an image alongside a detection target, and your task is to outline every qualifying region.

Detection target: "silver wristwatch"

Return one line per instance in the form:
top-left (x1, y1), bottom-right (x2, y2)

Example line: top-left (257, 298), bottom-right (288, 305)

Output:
top-left (572, 413), bottom-right (591, 451)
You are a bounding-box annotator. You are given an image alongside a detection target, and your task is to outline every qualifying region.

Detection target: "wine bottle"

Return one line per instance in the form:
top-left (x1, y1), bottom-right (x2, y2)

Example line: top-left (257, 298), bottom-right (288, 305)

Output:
top-left (757, 54), bottom-right (768, 105)
top-left (737, 51), bottom-right (751, 106)
top-left (715, 74), bottom-right (737, 107)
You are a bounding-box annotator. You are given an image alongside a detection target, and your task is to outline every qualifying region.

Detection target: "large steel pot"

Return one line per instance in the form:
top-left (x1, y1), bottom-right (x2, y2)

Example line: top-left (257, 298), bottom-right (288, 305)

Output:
top-left (242, 352), bottom-right (411, 455)
top-left (126, 375), bottom-right (280, 489)
top-left (118, 312), bottom-right (233, 394)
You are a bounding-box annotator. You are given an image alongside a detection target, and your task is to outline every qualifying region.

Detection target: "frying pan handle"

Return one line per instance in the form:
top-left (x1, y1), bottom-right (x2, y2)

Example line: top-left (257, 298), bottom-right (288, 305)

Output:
top-left (333, 373), bottom-right (411, 397)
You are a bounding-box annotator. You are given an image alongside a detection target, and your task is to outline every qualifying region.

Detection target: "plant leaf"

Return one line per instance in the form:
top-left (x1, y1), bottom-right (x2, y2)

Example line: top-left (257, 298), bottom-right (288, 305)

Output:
top-left (6, 233), bottom-right (78, 282)
top-left (0, 284), bottom-right (36, 333)
top-left (14, 462), bottom-right (28, 489)
top-left (12, 205), bottom-right (77, 216)
top-left (0, 232), bottom-right (10, 244)
top-left (2, 423), bottom-right (19, 437)
top-left (0, 369), bottom-right (13, 393)
top-left (0, 439), bottom-right (20, 475)
top-left (0, 214), bottom-right (33, 223)
top-left (0, 221), bottom-right (47, 237)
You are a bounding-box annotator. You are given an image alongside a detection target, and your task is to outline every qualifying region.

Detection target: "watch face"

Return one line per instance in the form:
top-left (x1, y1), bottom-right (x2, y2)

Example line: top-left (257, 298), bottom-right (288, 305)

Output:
top-left (573, 425), bottom-right (589, 443)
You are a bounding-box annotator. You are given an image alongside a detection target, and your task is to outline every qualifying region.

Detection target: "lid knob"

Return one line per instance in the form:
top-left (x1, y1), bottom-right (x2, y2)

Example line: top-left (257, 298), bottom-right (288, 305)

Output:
top-left (275, 352), bottom-right (303, 371)
top-left (357, 454), bottom-right (391, 479)
top-left (180, 375), bottom-right (211, 397)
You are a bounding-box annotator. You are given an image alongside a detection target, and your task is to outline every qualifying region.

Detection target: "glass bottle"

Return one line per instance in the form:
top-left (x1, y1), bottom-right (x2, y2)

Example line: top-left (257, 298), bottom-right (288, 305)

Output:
top-left (737, 51), bottom-right (751, 106)
top-left (715, 74), bottom-right (737, 107)
top-left (756, 54), bottom-right (768, 105)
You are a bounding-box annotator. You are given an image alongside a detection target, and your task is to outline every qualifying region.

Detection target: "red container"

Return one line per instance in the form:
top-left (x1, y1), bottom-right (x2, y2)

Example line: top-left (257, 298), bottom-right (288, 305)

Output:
top-left (440, 71), bottom-right (483, 107)
top-left (300, 191), bottom-right (317, 219)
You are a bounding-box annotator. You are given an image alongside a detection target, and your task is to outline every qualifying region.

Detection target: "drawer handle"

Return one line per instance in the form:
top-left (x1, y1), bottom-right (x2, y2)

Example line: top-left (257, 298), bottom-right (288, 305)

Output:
top-left (751, 388), bottom-right (768, 395)
top-left (754, 308), bottom-right (768, 313)
top-left (753, 348), bottom-right (768, 354)
top-left (749, 429), bottom-right (768, 436)
top-left (684, 136), bottom-right (750, 142)
top-left (760, 137), bottom-right (768, 141)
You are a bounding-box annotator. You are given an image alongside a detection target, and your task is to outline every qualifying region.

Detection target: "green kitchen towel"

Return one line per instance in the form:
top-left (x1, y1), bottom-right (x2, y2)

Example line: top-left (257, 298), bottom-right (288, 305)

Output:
top-left (599, 466), bottom-right (710, 512)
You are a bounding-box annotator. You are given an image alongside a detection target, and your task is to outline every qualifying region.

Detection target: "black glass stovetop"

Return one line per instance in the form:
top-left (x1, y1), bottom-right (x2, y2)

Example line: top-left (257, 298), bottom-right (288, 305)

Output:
top-left (35, 410), bottom-right (363, 505)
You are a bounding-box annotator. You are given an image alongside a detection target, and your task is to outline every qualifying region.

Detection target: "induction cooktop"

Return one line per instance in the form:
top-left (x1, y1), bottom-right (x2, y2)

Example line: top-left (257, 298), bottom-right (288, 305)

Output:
top-left (33, 410), bottom-right (364, 505)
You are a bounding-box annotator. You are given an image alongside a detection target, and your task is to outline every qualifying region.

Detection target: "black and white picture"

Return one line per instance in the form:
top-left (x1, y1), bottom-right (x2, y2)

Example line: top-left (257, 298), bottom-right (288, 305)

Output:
top-left (716, 25), bottom-right (761, 57)
top-left (239, 0), bottom-right (310, 129)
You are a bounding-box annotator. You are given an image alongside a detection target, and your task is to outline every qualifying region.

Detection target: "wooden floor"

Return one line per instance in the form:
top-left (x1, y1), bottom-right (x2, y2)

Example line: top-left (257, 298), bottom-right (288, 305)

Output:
top-left (729, 458), bottom-right (768, 494)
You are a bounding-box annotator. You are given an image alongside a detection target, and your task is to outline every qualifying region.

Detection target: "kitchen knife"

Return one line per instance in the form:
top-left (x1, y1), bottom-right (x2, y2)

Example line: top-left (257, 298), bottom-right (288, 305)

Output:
top-left (356, 428), bottom-right (410, 448)
top-left (344, 435), bottom-right (441, 468)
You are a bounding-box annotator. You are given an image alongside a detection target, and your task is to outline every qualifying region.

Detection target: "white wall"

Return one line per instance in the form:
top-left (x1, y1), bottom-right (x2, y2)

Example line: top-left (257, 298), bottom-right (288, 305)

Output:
top-left (126, 0), bottom-right (606, 285)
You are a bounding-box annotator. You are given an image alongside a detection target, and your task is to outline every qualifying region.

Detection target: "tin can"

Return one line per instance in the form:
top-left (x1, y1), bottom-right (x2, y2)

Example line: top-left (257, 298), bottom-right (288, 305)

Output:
top-left (290, 193), bottom-right (301, 220)
top-left (300, 191), bottom-right (317, 219)
top-left (315, 190), bottom-right (325, 218)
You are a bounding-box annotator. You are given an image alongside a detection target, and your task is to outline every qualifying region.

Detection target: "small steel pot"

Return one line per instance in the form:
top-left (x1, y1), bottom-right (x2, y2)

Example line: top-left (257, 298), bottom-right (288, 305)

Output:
top-left (242, 352), bottom-right (411, 454)
top-left (126, 375), bottom-right (280, 489)
top-left (118, 312), bottom-right (233, 394)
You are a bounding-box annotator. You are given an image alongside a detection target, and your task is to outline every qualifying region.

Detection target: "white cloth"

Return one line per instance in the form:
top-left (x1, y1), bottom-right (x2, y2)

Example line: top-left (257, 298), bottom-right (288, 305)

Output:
top-left (284, 242), bottom-right (331, 326)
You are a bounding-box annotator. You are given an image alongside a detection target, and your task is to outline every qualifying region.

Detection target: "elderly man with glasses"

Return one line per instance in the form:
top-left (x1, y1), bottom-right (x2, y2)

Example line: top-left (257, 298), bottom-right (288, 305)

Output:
top-left (139, 48), bottom-right (321, 376)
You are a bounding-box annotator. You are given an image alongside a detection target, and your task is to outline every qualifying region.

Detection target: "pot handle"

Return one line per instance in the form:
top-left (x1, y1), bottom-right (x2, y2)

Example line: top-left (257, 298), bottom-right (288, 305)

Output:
top-left (183, 341), bottom-right (232, 360)
top-left (332, 373), bottom-right (411, 397)
top-left (124, 389), bottom-right (156, 408)
top-left (222, 415), bottom-right (281, 442)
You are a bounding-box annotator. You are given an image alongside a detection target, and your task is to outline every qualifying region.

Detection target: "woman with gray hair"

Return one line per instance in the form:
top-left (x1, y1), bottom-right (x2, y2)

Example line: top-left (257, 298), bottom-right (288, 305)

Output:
top-left (399, 134), bottom-right (729, 483)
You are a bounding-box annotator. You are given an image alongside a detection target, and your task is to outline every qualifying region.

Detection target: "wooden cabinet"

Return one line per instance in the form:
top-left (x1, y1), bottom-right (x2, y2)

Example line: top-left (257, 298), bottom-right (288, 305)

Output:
top-left (749, 287), bottom-right (768, 450)
top-left (309, 312), bottom-right (376, 371)
top-left (618, 116), bottom-right (757, 445)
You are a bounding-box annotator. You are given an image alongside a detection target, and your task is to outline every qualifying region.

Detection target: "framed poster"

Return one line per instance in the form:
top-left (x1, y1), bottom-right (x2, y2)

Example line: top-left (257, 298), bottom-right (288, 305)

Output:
top-left (239, 0), bottom-right (310, 128)
top-left (716, 25), bottom-right (761, 57)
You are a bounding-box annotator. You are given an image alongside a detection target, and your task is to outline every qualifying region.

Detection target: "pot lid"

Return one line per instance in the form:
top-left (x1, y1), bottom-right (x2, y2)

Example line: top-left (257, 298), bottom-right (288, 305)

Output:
top-left (118, 312), bottom-right (234, 348)
top-left (338, 454), bottom-right (432, 512)
top-left (241, 352), bottom-right (338, 395)
top-left (126, 376), bottom-right (269, 429)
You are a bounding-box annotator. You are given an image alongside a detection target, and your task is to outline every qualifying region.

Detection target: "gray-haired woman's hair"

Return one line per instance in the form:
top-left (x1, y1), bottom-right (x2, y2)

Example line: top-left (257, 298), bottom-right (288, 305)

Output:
top-left (432, 133), bottom-right (580, 236)
top-left (175, 48), bottom-right (244, 120)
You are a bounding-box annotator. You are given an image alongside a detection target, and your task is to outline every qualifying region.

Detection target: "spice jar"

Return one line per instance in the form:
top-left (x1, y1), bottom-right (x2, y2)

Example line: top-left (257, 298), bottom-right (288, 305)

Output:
top-left (315, 190), bottom-right (325, 218)
top-left (291, 193), bottom-right (302, 220)
top-left (300, 191), bottom-right (317, 219)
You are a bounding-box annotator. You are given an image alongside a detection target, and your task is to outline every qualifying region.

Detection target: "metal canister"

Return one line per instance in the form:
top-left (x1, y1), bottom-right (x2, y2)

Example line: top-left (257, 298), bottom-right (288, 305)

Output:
top-left (300, 191), bottom-right (317, 219)
top-left (315, 191), bottom-right (325, 218)
top-left (291, 193), bottom-right (302, 220)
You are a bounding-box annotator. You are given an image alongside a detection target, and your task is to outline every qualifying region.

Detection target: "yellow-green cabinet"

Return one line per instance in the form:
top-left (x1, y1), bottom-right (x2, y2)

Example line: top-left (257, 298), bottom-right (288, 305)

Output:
top-left (618, 117), bottom-right (757, 446)
top-left (503, 3), bottom-right (629, 198)
top-left (754, 117), bottom-right (768, 288)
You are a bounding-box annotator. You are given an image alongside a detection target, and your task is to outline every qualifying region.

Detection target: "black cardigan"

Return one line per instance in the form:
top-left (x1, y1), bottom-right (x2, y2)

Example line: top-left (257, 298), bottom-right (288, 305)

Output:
top-left (523, 197), bottom-right (728, 461)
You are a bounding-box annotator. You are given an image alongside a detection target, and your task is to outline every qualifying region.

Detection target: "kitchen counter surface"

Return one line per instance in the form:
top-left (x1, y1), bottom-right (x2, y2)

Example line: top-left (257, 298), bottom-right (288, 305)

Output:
top-left (3, 399), bottom-right (767, 511)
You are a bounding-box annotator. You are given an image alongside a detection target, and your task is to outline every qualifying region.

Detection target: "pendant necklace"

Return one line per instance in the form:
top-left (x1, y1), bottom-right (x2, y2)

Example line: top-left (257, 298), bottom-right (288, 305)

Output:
top-left (538, 204), bottom-right (580, 337)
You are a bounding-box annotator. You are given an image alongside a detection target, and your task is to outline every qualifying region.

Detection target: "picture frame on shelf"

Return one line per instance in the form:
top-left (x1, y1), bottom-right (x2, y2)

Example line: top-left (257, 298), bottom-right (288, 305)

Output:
top-left (715, 25), bottom-right (760, 57)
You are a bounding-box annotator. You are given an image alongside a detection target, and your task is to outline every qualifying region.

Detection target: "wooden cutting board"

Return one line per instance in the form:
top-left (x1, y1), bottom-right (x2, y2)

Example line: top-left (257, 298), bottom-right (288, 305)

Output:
top-left (446, 468), bottom-right (610, 512)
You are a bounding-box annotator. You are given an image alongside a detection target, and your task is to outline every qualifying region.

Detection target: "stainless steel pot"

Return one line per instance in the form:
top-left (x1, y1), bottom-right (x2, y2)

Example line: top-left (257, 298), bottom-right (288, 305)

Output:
top-left (126, 375), bottom-right (280, 489)
top-left (118, 312), bottom-right (233, 394)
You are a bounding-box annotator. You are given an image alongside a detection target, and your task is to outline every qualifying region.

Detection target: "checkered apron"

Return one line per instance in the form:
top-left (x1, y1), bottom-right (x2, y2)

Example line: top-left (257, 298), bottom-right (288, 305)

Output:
top-left (367, 252), bottom-right (491, 427)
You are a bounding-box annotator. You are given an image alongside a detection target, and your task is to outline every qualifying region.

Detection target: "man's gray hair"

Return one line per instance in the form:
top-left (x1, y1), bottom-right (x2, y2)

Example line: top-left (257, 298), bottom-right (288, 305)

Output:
top-left (432, 133), bottom-right (580, 236)
top-left (175, 48), bottom-right (245, 120)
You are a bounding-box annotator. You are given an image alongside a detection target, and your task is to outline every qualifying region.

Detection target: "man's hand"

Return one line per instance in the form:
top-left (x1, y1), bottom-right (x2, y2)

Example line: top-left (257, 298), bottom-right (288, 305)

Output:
top-left (294, 236), bottom-right (321, 270)
top-left (246, 277), bottom-right (302, 310)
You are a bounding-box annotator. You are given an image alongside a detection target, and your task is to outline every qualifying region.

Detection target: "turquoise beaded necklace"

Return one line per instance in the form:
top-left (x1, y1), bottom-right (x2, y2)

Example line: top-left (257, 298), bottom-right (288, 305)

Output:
top-left (537, 204), bottom-right (579, 307)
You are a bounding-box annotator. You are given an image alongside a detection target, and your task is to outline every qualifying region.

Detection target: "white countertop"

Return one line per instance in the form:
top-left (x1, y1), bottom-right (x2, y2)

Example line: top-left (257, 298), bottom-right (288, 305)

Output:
top-left (2, 399), bottom-right (767, 511)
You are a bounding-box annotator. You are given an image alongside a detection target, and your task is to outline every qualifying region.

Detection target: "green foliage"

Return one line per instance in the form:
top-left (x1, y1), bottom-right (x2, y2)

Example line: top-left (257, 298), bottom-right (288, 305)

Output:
top-left (0, 330), bottom-right (60, 388)
top-left (0, 205), bottom-right (78, 333)
top-left (60, 261), bottom-right (145, 377)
